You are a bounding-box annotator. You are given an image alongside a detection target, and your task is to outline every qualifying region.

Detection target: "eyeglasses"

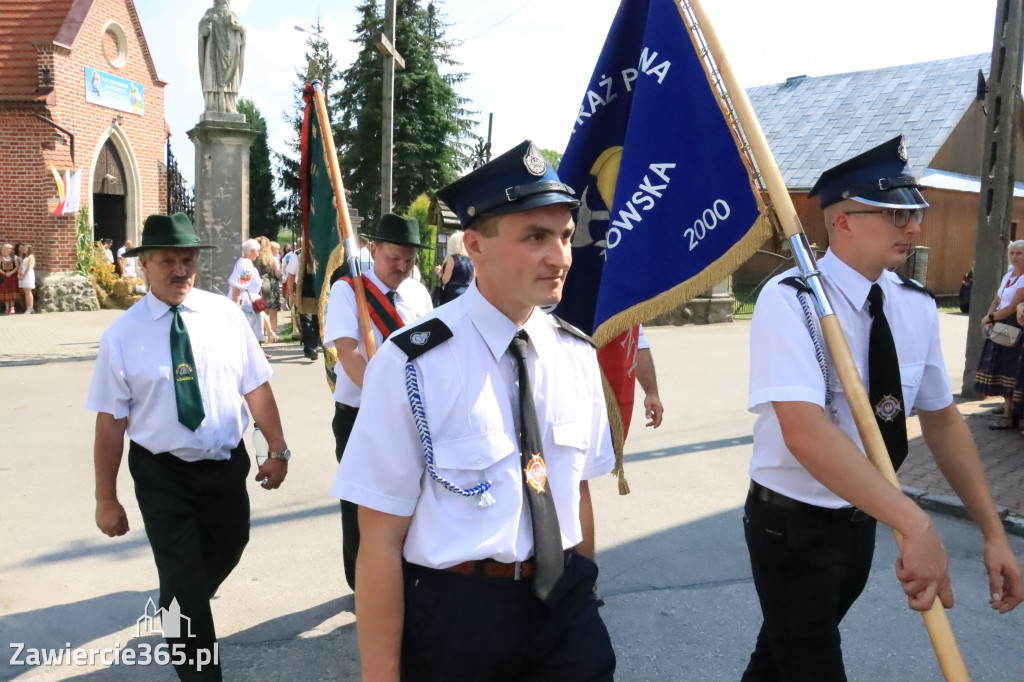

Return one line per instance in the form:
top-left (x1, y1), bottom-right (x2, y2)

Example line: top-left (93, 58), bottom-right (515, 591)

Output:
top-left (843, 208), bottom-right (925, 228)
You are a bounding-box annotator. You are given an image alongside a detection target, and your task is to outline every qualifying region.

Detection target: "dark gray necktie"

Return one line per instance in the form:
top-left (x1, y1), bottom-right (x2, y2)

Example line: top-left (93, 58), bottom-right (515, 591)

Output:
top-left (867, 284), bottom-right (908, 470)
top-left (509, 330), bottom-right (564, 602)
top-left (386, 290), bottom-right (397, 306)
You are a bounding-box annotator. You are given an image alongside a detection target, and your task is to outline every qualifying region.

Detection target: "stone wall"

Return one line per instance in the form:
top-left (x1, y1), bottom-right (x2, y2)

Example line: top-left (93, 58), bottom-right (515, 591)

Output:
top-left (37, 272), bottom-right (99, 312)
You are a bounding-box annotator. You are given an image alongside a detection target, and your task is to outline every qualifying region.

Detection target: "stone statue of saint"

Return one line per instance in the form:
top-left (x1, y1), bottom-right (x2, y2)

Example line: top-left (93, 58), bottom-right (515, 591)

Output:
top-left (198, 0), bottom-right (246, 115)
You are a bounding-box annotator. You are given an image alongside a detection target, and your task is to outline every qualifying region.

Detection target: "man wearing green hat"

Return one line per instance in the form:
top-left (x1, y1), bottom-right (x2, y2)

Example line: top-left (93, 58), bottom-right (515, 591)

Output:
top-left (322, 212), bottom-right (433, 590)
top-left (87, 213), bottom-right (292, 681)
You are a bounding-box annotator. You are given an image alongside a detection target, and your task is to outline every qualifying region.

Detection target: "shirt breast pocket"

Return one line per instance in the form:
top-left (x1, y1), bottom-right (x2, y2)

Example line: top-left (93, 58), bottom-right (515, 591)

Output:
top-left (429, 430), bottom-right (521, 520)
top-left (900, 361), bottom-right (925, 412)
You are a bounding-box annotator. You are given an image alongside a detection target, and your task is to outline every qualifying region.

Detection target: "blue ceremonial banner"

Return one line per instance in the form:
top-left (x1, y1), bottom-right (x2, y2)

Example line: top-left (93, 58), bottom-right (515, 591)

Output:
top-left (555, 0), bottom-right (769, 347)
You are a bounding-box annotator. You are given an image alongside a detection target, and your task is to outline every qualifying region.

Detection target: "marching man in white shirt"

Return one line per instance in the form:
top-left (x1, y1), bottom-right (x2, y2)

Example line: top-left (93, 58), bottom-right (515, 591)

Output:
top-left (742, 137), bottom-right (1021, 681)
top-left (334, 141), bottom-right (616, 681)
top-left (322, 213), bottom-right (432, 591)
top-left (88, 213), bottom-right (291, 682)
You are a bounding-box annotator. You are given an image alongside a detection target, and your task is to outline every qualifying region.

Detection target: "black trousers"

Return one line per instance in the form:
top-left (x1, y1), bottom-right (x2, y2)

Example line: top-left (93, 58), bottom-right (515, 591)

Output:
top-left (297, 312), bottom-right (320, 353)
top-left (401, 552), bottom-right (616, 682)
top-left (128, 442), bottom-right (251, 682)
top-left (332, 402), bottom-right (360, 590)
top-left (741, 487), bottom-right (877, 682)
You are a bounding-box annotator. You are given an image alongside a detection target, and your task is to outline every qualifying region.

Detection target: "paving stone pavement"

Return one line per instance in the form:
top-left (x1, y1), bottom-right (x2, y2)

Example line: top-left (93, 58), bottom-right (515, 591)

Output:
top-left (903, 398), bottom-right (1024, 519)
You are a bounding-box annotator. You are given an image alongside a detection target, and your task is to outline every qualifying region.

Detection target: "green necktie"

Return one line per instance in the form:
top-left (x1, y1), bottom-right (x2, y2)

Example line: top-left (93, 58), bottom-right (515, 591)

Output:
top-left (171, 305), bottom-right (205, 431)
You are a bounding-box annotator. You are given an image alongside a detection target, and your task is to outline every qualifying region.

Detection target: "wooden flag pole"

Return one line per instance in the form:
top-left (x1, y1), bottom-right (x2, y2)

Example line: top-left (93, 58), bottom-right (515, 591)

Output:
top-left (677, 1), bottom-right (969, 679)
top-left (310, 80), bottom-right (377, 359)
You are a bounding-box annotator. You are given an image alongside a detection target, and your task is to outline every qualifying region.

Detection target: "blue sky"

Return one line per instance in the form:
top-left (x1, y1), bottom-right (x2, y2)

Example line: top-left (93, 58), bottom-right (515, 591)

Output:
top-left (135, 0), bottom-right (999, 190)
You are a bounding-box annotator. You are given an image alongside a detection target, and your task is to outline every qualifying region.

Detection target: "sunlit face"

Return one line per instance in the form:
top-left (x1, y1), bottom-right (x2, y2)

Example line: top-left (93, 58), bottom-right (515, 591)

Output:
top-left (1, 245), bottom-right (11, 258)
top-left (467, 203), bottom-right (574, 322)
top-left (139, 248), bottom-right (198, 306)
top-left (1009, 246), bottom-right (1024, 268)
top-left (838, 205), bottom-right (922, 273)
top-left (371, 242), bottom-right (418, 290)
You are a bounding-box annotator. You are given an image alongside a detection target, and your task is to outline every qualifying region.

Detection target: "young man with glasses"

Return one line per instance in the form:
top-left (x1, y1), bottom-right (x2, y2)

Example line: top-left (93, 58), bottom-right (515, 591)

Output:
top-left (741, 136), bottom-right (1021, 680)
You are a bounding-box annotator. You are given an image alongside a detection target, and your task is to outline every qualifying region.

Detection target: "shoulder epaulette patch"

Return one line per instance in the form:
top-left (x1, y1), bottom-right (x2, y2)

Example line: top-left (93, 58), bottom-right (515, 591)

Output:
top-left (779, 276), bottom-right (813, 295)
top-left (391, 317), bottom-right (453, 360)
top-left (329, 262), bottom-right (352, 288)
top-left (896, 273), bottom-right (936, 300)
top-left (552, 315), bottom-right (596, 348)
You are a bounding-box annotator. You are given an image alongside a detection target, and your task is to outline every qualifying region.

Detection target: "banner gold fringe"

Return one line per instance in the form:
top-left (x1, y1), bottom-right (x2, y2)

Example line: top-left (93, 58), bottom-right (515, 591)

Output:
top-left (317, 243), bottom-right (346, 393)
top-left (593, 213), bottom-right (772, 348)
top-left (600, 370), bottom-right (631, 495)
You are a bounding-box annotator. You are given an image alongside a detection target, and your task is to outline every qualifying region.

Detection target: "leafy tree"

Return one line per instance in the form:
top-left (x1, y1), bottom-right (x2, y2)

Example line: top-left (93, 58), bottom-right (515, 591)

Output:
top-left (276, 17), bottom-right (341, 232)
top-left (404, 193), bottom-right (436, 284)
top-left (539, 148), bottom-right (562, 171)
top-left (237, 97), bottom-right (278, 239)
top-left (335, 0), bottom-right (475, 224)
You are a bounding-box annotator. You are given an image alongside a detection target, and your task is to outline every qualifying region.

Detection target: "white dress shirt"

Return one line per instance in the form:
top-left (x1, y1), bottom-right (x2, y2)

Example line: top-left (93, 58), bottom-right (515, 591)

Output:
top-left (87, 288), bottom-right (272, 462)
top-left (748, 250), bottom-right (953, 508)
top-left (322, 269), bottom-right (433, 407)
top-left (332, 282), bottom-right (615, 568)
top-left (996, 270), bottom-right (1024, 308)
top-left (228, 257), bottom-right (262, 298)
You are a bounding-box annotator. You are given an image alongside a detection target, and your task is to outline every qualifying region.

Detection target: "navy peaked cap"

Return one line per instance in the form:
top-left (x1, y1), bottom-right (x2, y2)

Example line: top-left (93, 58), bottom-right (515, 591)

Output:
top-left (809, 135), bottom-right (929, 209)
top-left (436, 140), bottom-right (579, 228)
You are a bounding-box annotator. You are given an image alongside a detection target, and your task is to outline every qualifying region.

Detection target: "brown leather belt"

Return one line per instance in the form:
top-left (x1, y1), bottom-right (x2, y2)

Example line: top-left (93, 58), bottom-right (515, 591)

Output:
top-left (444, 549), bottom-right (572, 580)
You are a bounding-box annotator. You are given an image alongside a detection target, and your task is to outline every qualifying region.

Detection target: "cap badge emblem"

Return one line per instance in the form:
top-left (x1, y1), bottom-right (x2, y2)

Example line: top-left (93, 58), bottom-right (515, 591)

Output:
top-left (874, 394), bottom-right (903, 422)
top-left (523, 143), bottom-right (547, 177)
top-left (410, 331), bottom-right (431, 346)
top-left (897, 138), bottom-right (909, 163)
top-left (524, 453), bottom-right (548, 493)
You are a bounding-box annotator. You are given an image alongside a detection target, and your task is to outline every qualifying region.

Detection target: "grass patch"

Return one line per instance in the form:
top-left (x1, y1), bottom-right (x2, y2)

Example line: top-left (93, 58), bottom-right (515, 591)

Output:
top-left (277, 228), bottom-right (295, 246)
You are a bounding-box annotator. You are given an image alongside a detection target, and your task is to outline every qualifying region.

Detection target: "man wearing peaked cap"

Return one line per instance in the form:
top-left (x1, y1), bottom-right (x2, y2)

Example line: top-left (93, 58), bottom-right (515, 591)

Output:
top-left (742, 137), bottom-right (1021, 680)
top-left (321, 212), bottom-right (433, 591)
top-left (332, 140), bottom-right (616, 680)
top-left (88, 213), bottom-right (292, 681)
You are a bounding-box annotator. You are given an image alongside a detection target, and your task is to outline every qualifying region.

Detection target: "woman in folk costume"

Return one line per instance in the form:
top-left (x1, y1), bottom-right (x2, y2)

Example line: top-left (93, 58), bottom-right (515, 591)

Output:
top-left (0, 244), bottom-right (19, 314)
top-left (975, 239), bottom-right (1024, 429)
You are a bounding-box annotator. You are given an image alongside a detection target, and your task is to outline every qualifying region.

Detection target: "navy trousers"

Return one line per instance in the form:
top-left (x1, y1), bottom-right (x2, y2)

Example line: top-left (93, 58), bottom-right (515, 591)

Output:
top-left (401, 551), bottom-right (616, 682)
top-left (741, 488), bottom-right (877, 682)
top-left (129, 442), bottom-right (250, 682)
top-left (332, 402), bottom-right (360, 590)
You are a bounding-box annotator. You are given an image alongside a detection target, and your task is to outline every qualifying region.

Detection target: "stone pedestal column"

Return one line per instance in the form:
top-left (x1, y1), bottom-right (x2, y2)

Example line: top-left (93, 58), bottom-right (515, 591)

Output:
top-left (647, 277), bottom-right (735, 326)
top-left (187, 118), bottom-right (256, 293)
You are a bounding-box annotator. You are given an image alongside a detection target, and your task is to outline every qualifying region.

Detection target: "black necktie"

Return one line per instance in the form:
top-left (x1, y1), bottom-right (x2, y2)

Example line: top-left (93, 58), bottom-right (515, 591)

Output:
top-left (386, 290), bottom-right (397, 306)
top-left (509, 330), bottom-right (564, 602)
top-left (867, 284), bottom-right (908, 470)
top-left (170, 305), bottom-right (205, 431)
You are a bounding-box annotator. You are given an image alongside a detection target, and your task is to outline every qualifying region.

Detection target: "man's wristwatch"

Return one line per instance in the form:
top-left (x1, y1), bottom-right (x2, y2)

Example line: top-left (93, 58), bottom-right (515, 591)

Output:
top-left (268, 449), bottom-right (291, 462)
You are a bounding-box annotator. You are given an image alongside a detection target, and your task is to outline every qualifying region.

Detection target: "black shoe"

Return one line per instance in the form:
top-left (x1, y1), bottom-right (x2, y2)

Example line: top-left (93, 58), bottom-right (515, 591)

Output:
top-left (304, 348), bottom-right (318, 361)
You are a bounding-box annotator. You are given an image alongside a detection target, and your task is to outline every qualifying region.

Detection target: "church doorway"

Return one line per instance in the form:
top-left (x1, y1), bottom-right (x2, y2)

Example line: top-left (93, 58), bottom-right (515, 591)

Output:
top-left (92, 139), bottom-right (127, 250)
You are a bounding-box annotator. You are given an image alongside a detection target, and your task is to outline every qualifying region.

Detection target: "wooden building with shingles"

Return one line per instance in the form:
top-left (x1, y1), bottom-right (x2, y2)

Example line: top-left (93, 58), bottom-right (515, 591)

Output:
top-left (736, 53), bottom-right (1024, 296)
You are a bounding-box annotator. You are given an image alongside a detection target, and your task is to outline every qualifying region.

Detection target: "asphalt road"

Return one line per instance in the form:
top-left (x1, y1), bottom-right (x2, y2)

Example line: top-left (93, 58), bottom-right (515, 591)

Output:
top-left (1, 316), bottom-right (1021, 681)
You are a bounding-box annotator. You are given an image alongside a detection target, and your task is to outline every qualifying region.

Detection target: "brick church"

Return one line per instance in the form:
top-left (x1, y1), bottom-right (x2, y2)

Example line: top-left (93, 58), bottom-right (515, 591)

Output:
top-left (0, 0), bottom-right (168, 280)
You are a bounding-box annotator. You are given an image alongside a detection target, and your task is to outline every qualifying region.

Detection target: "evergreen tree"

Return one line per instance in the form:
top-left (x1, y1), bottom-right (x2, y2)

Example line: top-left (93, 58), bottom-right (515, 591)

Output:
top-left (335, 0), bottom-right (475, 224)
top-left (237, 97), bottom-right (278, 239)
top-left (275, 17), bottom-right (341, 232)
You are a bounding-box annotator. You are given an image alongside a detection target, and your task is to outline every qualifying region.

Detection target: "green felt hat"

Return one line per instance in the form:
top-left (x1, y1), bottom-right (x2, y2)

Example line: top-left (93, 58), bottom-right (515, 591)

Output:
top-left (122, 213), bottom-right (215, 257)
top-left (370, 213), bottom-right (423, 248)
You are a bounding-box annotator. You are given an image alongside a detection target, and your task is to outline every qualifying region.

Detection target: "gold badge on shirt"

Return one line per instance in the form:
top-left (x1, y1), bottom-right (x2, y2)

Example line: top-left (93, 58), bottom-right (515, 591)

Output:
top-left (874, 394), bottom-right (902, 422)
top-left (524, 453), bottom-right (548, 493)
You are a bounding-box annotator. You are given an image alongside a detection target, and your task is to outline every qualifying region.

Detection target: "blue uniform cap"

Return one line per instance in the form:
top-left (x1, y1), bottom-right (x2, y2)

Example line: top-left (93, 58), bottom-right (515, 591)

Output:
top-left (437, 140), bottom-right (579, 228)
top-left (808, 135), bottom-right (929, 210)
